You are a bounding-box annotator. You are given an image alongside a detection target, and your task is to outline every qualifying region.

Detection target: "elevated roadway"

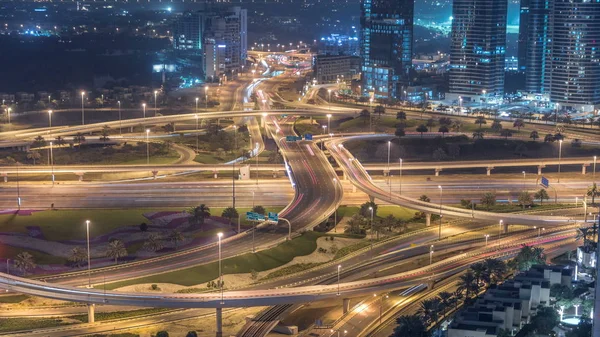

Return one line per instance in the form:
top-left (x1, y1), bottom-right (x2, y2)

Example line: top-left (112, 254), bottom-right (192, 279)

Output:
top-left (326, 135), bottom-right (573, 226)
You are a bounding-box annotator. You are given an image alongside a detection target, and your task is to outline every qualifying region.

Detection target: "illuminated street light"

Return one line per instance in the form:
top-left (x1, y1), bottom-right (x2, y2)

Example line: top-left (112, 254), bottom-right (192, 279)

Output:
top-left (485, 234), bottom-right (490, 246)
top-left (145, 129), bottom-right (150, 165)
top-left (85, 220), bottom-right (91, 288)
top-left (81, 91), bottom-right (85, 125)
top-left (218, 232), bottom-right (224, 304)
top-left (205, 86), bottom-right (209, 109)
top-left (117, 101), bottom-right (121, 135)
top-left (50, 141), bottom-right (55, 186)
top-left (438, 185), bottom-right (443, 240)
top-left (48, 110), bottom-right (52, 128)
top-left (558, 139), bottom-right (563, 182)
top-left (142, 103), bottom-right (146, 119)
top-left (154, 90), bottom-right (158, 116)
top-left (337, 265), bottom-right (341, 295)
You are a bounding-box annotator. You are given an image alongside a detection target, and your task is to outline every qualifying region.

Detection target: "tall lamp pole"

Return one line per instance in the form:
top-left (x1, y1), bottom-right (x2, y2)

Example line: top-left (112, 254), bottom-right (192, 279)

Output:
top-left (195, 115), bottom-right (199, 152)
top-left (593, 155), bottom-right (597, 181)
top-left (50, 141), bottom-right (55, 186)
top-left (205, 86), bottom-right (209, 109)
top-left (255, 142), bottom-right (259, 185)
top-left (6, 107), bottom-right (11, 124)
top-left (558, 139), bottom-right (563, 182)
top-left (399, 158), bottom-right (403, 194)
top-left (154, 90), bottom-right (158, 116)
top-left (217, 232), bottom-right (224, 304)
top-left (327, 114), bottom-right (332, 136)
top-left (337, 265), bottom-right (341, 295)
top-left (81, 91), bottom-right (85, 125)
top-left (145, 129), bottom-right (150, 165)
top-left (117, 101), bottom-right (121, 135)
top-left (142, 103), bottom-right (146, 119)
top-left (438, 185), bottom-right (443, 240)
top-left (195, 97), bottom-right (199, 115)
top-left (48, 110), bottom-right (52, 128)
top-left (86, 220), bottom-right (91, 288)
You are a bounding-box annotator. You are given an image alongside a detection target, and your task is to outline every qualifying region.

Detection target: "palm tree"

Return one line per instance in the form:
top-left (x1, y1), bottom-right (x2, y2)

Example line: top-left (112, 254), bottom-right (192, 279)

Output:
top-left (587, 183), bottom-right (599, 205)
top-left (472, 131), bottom-right (484, 140)
top-left (32, 135), bottom-right (46, 148)
top-left (27, 151), bottom-right (41, 165)
top-left (392, 315), bottom-right (430, 337)
top-left (252, 205), bottom-right (267, 215)
top-left (374, 105), bottom-right (385, 118)
top-left (518, 191), bottom-right (533, 210)
top-left (453, 288), bottom-right (464, 311)
top-left (221, 207), bottom-right (239, 225)
top-left (74, 133), bottom-right (86, 145)
top-left (105, 239), bottom-right (128, 264)
top-left (530, 131), bottom-right (539, 141)
top-left (419, 195), bottom-right (431, 202)
top-left (475, 116), bottom-right (487, 129)
top-left (68, 246), bottom-right (87, 268)
top-left (451, 120), bottom-right (463, 132)
top-left (458, 270), bottom-right (478, 299)
top-left (483, 258), bottom-right (507, 285)
top-left (417, 298), bottom-right (440, 326)
top-left (396, 111), bottom-right (407, 120)
top-left (438, 291), bottom-right (453, 318)
top-left (491, 120), bottom-right (503, 132)
top-left (534, 189), bottom-right (549, 205)
top-left (438, 125), bottom-right (449, 137)
top-left (513, 119), bottom-right (525, 131)
top-left (143, 233), bottom-right (164, 252)
top-left (187, 204), bottom-right (211, 227)
top-left (15, 252), bottom-right (36, 274)
top-left (359, 109), bottom-right (370, 124)
top-left (500, 129), bottom-right (513, 139)
top-left (480, 192), bottom-right (497, 211)
top-left (471, 262), bottom-right (487, 288)
top-left (54, 136), bottom-right (66, 146)
top-left (168, 229), bottom-right (185, 250)
top-left (416, 124), bottom-right (428, 138)
top-left (544, 134), bottom-right (555, 142)
top-left (100, 125), bottom-right (110, 142)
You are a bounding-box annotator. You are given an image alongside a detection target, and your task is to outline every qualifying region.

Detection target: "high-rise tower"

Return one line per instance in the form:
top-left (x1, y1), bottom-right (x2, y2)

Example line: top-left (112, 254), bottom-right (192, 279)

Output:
top-left (360, 0), bottom-right (414, 99)
top-left (448, 0), bottom-right (507, 101)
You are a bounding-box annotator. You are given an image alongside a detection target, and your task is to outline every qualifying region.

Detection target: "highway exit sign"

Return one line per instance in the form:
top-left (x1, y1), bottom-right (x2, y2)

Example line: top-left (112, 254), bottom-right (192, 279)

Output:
top-left (541, 176), bottom-right (549, 188)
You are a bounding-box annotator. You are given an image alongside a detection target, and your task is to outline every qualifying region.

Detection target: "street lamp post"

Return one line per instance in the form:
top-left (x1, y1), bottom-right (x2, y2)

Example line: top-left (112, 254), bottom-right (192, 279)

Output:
top-left (6, 107), bottom-right (11, 124)
top-left (328, 89), bottom-right (332, 110)
top-left (338, 264), bottom-right (342, 296)
top-left (50, 141), bottom-right (55, 186)
top-left (498, 220), bottom-right (503, 242)
top-left (142, 103), bottom-right (146, 119)
top-left (205, 86), bottom-right (209, 109)
top-left (485, 234), bottom-right (489, 247)
top-left (86, 220), bottom-right (91, 288)
top-left (387, 141), bottom-right (391, 192)
top-left (593, 156), bottom-right (597, 181)
top-left (81, 91), bottom-right (85, 125)
top-left (117, 101), bottom-right (121, 135)
top-left (522, 171), bottom-right (526, 189)
top-left (369, 206), bottom-right (374, 242)
top-left (430, 245), bottom-right (434, 265)
top-left (195, 115), bottom-right (199, 152)
top-left (145, 129), bottom-right (150, 165)
top-left (558, 139), bottom-right (563, 182)
top-left (255, 142), bottom-right (259, 185)
top-left (154, 90), bottom-right (158, 117)
top-left (333, 178), bottom-right (338, 232)
top-left (217, 232), bottom-right (224, 304)
top-left (399, 158), bottom-right (403, 194)
top-left (327, 114), bottom-right (332, 135)
top-left (438, 185), bottom-right (443, 240)
top-left (195, 97), bottom-right (199, 115)
top-left (48, 110), bottom-right (52, 128)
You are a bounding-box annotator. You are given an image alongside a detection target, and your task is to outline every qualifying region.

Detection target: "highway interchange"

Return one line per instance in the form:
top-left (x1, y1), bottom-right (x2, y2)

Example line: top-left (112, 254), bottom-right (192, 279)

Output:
top-left (0, 61), bottom-right (596, 336)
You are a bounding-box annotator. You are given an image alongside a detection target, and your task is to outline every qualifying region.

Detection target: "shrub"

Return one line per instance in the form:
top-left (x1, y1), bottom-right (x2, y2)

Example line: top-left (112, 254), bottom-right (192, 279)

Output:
top-left (155, 331), bottom-right (169, 337)
top-left (151, 284), bottom-right (159, 291)
top-left (140, 223), bottom-right (148, 232)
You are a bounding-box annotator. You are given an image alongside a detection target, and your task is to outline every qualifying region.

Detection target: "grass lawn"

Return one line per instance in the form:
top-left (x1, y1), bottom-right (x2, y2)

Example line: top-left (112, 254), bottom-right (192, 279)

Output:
top-left (1, 245), bottom-right (68, 265)
top-left (337, 205), bottom-right (415, 221)
top-left (0, 317), bottom-right (72, 333)
top-left (472, 203), bottom-right (574, 213)
top-left (0, 209), bottom-right (155, 241)
top-left (194, 152), bottom-right (238, 164)
top-left (103, 231), bottom-right (324, 289)
top-left (0, 294), bottom-right (29, 303)
top-left (69, 308), bottom-right (171, 323)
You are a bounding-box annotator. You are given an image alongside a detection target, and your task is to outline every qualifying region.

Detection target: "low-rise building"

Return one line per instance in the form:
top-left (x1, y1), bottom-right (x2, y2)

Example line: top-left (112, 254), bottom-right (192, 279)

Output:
top-left (313, 54), bottom-right (360, 84)
top-left (448, 265), bottom-right (572, 337)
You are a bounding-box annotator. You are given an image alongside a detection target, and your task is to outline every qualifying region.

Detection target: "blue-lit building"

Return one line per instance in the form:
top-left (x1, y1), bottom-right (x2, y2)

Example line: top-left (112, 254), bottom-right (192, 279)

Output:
top-left (318, 33), bottom-right (360, 56)
top-left (360, 0), bottom-right (414, 99)
top-left (545, 0), bottom-right (600, 112)
top-left (448, 0), bottom-right (507, 102)
top-left (519, 0), bottom-right (551, 94)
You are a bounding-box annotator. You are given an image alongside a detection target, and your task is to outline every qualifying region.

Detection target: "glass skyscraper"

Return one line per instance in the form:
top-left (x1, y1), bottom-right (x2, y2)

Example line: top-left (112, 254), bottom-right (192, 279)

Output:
top-left (519, 0), bottom-right (551, 94)
top-left (448, 0), bottom-right (507, 100)
top-left (545, 0), bottom-right (600, 110)
top-left (360, 0), bottom-right (414, 99)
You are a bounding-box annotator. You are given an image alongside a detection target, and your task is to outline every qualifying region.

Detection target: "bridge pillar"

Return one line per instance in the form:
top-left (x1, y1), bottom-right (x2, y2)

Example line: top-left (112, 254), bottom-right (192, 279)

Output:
top-left (75, 172), bottom-right (84, 182)
top-left (486, 167), bottom-right (493, 176)
top-left (213, 171), bottom-right (218, 179)
top-left (503, 222), bottom-right (509, 234)
top-left (87, 303), bottom-right (95, 323)
top-left (342, 298), bottom-right (351, 314)
top-left (152, 170), bottom-right (158, 179)
top-left (427, 280), bottom-right (435, 290)
top-left (537, 166), bottom-right (543, 175)
top-left (425, 213), bottom-right (431, 227)
top-left (383, 169), bottom-right (389, 177)
top-left (216, 307), bottom-right (223, 337)
top-left (2, 174), bottom-right (7, 183)
top-left (272, 170), bottom-right (278, 178)
top-left (582, 165), bottom-right (588, 175)
top-left (342, 172), bottom-right (347, 181)
top-left (435, 169), bottom-right (441, 176)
